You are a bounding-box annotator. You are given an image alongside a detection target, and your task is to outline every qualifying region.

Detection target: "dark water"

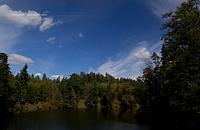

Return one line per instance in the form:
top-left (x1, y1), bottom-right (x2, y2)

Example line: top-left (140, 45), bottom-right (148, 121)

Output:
top-left (0, 109), bottom-right (199, 130)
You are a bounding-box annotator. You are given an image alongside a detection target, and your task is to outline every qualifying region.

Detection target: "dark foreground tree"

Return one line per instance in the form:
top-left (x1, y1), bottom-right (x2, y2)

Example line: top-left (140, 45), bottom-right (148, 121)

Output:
top-left (161, 0), bottom-right (200, 112)
top-left (0, 53), bottom-right (15, 114)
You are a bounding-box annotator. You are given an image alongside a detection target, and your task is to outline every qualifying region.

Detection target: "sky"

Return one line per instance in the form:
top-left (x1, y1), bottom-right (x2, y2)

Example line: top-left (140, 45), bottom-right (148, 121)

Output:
top-left (0, 0), bottom-right (186, 79)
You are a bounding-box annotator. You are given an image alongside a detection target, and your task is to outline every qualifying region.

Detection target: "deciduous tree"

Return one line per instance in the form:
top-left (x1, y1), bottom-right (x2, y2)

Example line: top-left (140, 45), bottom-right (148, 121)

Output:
top-left (161, 0), bottom-right (200, 112)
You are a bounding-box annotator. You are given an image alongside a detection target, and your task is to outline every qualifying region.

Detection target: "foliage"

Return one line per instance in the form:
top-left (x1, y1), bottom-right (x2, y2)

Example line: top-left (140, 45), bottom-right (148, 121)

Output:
top-left (161, 0), bottom-right (200, 112)
top-left (134, 0), bottom-right (200, 113)
top-left (0, 53), bottom-right (15, 114)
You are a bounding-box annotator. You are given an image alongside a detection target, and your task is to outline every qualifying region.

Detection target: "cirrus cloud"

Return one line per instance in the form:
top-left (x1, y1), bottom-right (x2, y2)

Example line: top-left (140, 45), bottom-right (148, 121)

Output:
top-left (148, 0), bottom-right (186, 17)
top-left (90, 40), bottom-right (163, 79)
top-left (90, 42), bottom-right (151, 79)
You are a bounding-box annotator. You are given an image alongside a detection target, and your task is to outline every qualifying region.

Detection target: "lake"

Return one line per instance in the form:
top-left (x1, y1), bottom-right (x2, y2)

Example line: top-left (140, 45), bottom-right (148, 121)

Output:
top-left (0, 109), bottom-right (199, 130)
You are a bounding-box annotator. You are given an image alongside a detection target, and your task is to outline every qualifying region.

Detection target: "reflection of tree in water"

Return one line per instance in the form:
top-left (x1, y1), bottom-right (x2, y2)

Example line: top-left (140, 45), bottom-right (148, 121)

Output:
top-left (107, 109), bottom-right (137, 123)
top-left (135, 112), bottom-right (200, 130)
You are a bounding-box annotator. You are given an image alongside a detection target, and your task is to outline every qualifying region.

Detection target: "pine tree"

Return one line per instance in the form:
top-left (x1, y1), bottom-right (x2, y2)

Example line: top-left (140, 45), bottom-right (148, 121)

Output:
top-left (18, 64), bottom-right (30, 104)
top-left (0, 53), bottom-right (11, 114)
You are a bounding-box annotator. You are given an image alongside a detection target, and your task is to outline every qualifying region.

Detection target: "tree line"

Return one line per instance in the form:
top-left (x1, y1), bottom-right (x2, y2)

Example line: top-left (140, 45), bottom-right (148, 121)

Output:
top-left (0, 0), bottom-right (200, 115)
top-left (0, 57), bottom-right (139, 113)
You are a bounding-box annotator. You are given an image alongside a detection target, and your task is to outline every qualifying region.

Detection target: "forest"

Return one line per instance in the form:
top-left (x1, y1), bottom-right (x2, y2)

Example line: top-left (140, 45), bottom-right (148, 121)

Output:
top-left (0, 0), bottom-right (200, 115)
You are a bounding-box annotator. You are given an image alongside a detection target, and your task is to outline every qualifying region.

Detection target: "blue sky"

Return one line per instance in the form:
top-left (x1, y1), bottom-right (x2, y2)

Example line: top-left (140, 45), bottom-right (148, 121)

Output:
top-left (0, 0), bottom-right (185, 79)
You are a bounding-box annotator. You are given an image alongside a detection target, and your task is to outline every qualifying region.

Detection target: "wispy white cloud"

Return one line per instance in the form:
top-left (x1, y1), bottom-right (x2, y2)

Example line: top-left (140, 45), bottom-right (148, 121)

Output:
top-left (39, 17), bottom-right (62, 32)
top-left (58, 45), bottom-right (64, 48)
top-left (35, 72), bottom-right (42, 77)
top-left (134, 47), bottom-right (150, 59)
top-left (78, 32), bottom-right (84, 38)
top-left (91, 40), bottom-right (163, 79)
top-left (38, 56), bottom-right (57, 76)
top-left (0, 25), bottom-right (21, 53)
top-left (50, 74), bottom-right (64, 79)
top-left (47, 36), bottom-right (56, 43)
top-left (148, 0), bottom-right (186, 17)
top-left (39, 59), bottom-right (55, 70)
top-left (8, 53), bottom-right (34, 65)
top-left (91, 42), bottom-right (152, 79)
top-left (47, 37), bottom-right (56, 42)
top-left (39, 17), bottom-right (53, 32)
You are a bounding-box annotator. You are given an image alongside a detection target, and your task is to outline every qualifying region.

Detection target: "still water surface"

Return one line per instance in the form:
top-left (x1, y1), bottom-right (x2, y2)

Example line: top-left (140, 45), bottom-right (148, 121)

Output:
top-left (0, 109), bottom-right (199, 130)
top-left (1, 109), bottom-right (147, 130)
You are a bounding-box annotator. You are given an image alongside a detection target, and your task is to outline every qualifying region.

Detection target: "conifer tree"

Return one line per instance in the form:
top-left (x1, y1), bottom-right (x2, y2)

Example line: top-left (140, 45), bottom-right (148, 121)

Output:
top-left (0, 53), bottom-right (11, 113)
